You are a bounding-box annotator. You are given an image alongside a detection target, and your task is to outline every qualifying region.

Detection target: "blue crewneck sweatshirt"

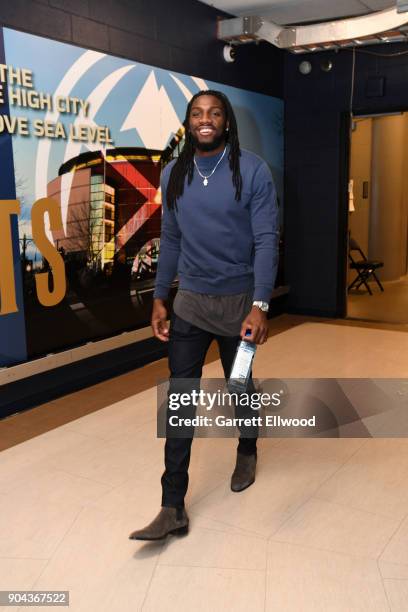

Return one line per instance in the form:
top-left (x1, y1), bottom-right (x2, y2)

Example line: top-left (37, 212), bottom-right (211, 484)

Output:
top-left (153, 146), bottom-right (279, 303)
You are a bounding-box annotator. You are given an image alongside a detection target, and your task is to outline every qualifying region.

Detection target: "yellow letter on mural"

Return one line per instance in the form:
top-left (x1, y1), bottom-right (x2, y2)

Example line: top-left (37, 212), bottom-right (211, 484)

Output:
top-left (0, 199), bottom-right (20, 315)
top-left (31, 197), bottom-right (66, 307)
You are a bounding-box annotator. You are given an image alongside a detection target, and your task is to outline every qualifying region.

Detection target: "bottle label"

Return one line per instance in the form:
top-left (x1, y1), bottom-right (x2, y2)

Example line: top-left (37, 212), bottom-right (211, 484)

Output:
top-left (230, 342), bottom-right (255, 381)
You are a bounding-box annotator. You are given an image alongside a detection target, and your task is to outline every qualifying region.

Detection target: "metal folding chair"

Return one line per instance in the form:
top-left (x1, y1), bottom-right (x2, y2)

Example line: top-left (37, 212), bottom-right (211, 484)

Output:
top-left (348, 237), bottom-right (384, 295)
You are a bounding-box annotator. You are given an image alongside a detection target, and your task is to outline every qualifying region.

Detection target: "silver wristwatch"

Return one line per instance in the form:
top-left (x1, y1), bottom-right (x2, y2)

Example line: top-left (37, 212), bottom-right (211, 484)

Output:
top-left (252, 300), bottom-right (269, 313)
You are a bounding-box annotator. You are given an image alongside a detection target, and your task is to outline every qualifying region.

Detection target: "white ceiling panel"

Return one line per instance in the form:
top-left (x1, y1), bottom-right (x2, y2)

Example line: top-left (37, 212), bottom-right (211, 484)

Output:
top-left (201, 0), bottom-right (396, 24)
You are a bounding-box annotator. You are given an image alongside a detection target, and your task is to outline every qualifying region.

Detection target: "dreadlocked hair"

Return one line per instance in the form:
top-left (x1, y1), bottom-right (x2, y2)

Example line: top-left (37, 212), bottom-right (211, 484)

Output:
top-left (166, 89), bottom-right (242, 210)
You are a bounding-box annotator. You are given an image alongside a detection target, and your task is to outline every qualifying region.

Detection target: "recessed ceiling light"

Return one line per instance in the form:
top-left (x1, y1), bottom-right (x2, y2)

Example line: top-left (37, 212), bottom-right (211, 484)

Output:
top-left (299, 60), bottom-right (312, 75)
top-left (321, 59), bottom-right (333, 72)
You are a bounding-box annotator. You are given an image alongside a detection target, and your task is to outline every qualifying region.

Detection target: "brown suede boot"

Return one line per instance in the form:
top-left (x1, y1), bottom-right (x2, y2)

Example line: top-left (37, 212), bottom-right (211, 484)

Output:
top-left (129, 507), bottom-right (189, 541)
top-left (231, 452), bottom-right (257, 492)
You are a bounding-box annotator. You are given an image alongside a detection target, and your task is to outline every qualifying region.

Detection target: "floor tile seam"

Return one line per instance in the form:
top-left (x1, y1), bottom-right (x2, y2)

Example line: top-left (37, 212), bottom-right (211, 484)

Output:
top-left (44, 428), bottom-right (115, 443)
top-left (44, 469), bottom-right (144, 513)
top-left (265, 492), bottom-right (402, 561)
top-left (80, 467), bottom-right (160, 497)
top-left (263, 461), bottom-right (356, 544)
top-left (50, 454), bottom-right (164, 489)
top-left (187, 521), bottom-right (267, 541)
top-left (0, 491), bottom-right (100, 515)
top-left (7, 457), bottom-right (205, 512)
top-left (339, 445), bottom-right (408, 465)
top-left (28, 506), bottom-right (86, 592)
top-left (264, 534), bottom-right (268, 612)
top-left (377, 558), bottom-right (393, 612)
top-left (27, 567), bottom-right (52, 599)
top-left (187, 511), bottom-right (267, 539)
top-left (0, 453), bottom-right (103, 489)
top-left (306, 437), bottom-right (372, 499)
top-left (0, 555), bottom-right (50, 561)
top-left (0, 554), bottom-right (49, 562)
top-left (107, 420), bottom-right (159, 441)
top-left (186, 478), bottom-right (233, 511)
top-left (62, 416), bottom-right (157, 441)
top-left (152, 561), bottom-right (266, 573)
top-left (140, 542), bottom-right (166, 612)
top-left (56, 395), bottom-right (158, 417)
top-left (186, 481), bottom-right (233, 510)
top-left (242, 449), bottom-right (348, 484)
top-left (122, 455), bottom-right (166, 476)
top-left (0, 494), bottom-right (117, 526)
top-left (265, 484), bottom-right (322, 544)
top-left (188, 522), bottom-right (268, 542)
top-left (155, 533), bottom-right (168, 568)
top-left (267, 536), bottom-right (388, 563)
top-left (50, 467), bottom-right (126, 490)
top-left (64, 459), bottom-right (165, 501)
top-left (45, 427), bottom-right (113, 443)
top-left (44, 467), bottom-right (119, 490)
top-left (379, 559), bottom-right (408, 572)
top-left (188, 465), bottom-right (232, 479)
top-left (0, 432), bottom-right (108, 467)
top-left (15, 438), bottom-right (111, 469)
top-left (308, 494), bottom-right (406, 522)
top-left (257, 444), bottom-right (364, 468)
top-left (377, 512), bottom-right (408, 562)
top-left (0, 477), bottom-right (50, 498)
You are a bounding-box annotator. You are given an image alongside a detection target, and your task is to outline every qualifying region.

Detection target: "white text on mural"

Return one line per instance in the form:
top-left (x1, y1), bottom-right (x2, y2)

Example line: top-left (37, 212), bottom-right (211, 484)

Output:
top-left (0, 63), bottom-right (113, 143)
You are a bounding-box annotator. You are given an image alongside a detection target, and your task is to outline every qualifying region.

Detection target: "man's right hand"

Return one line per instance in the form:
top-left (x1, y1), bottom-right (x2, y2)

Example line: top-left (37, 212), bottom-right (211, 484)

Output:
top-left (151, 298), bottom-right (169, 342)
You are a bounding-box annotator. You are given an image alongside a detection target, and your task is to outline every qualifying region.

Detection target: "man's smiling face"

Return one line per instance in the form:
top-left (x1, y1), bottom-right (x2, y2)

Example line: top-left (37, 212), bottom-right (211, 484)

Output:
top-left (188, 94), bottom-right (229, 153)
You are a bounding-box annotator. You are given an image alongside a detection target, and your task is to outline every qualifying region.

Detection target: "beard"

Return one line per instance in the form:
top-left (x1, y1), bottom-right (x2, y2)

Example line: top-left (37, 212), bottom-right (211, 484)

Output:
top-left (191, 131), bottom-right (227, 152)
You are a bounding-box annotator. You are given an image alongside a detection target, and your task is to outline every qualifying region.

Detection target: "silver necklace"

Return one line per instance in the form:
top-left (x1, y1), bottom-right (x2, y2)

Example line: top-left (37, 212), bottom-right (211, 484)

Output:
top-left (193, 146), bottom-right (227, 186)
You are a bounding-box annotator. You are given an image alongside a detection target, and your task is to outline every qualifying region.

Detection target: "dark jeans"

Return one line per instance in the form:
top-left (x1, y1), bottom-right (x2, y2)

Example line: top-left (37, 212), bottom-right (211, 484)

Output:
top-left (161, 312), bottom-right (257, 508)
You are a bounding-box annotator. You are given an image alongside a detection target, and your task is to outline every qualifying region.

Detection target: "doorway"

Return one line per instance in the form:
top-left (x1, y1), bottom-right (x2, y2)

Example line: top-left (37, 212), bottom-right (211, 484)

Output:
top-left (346, 111), bottom-right (408, 324)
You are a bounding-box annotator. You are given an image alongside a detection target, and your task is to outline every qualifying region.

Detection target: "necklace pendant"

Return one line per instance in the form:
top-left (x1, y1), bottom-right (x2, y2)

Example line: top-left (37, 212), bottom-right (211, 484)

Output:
top-left (203, 178), bottom-right (208, 186)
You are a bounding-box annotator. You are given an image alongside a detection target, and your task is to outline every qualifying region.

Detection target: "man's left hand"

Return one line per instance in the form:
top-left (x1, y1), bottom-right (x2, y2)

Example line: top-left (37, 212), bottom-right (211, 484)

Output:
top-left (240, 306), bottom-right (269, 345)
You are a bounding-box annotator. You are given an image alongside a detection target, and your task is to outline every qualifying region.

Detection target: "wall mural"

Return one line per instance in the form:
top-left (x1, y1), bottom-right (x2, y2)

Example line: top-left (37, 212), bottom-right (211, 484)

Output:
top-left (0, 27), bottom-right (284, 366)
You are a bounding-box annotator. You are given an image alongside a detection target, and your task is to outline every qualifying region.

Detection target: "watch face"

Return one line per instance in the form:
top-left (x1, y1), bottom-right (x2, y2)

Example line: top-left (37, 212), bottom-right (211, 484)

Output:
top-left (253, 301), bottom-right (269, 312)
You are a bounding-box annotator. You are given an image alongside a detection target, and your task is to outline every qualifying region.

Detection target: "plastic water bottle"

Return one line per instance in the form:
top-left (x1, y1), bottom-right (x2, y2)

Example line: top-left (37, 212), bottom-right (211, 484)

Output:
top-left (228, 330), bottom-right (256, 393)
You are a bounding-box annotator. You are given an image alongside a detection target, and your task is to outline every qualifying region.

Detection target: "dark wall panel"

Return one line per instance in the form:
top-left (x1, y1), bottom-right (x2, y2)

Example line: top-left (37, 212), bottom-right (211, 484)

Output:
top-left (284, 43), bottom-right (408, 316)
top-left (0, 0), bottom-right (284, 98)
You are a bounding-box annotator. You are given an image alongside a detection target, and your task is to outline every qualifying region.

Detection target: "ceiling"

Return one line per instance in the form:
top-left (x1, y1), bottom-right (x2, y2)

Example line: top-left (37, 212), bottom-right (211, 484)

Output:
top-left (200, 0), bottom-right (397, 25)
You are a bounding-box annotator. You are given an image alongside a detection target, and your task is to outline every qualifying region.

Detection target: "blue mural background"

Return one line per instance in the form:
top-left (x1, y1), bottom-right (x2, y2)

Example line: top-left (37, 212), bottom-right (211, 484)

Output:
top-left (0, 28), bottom-right (27, 365)
top-left (0, 26), bottom-right (284, 366)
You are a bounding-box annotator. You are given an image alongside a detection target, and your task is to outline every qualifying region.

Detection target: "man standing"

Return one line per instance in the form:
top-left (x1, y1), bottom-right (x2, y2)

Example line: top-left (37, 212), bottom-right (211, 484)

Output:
top-left (129, 90), bottom-right (279, 541)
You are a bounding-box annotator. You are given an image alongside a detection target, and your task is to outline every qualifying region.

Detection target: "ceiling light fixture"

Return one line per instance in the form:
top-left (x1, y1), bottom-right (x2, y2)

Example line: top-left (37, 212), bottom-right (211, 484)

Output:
top-left (218, 8), bottom-right (408, 53)
top-left (299, 61), bottom-right (312, 75)
top-left (320, 59), bottom-right (333, 72)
